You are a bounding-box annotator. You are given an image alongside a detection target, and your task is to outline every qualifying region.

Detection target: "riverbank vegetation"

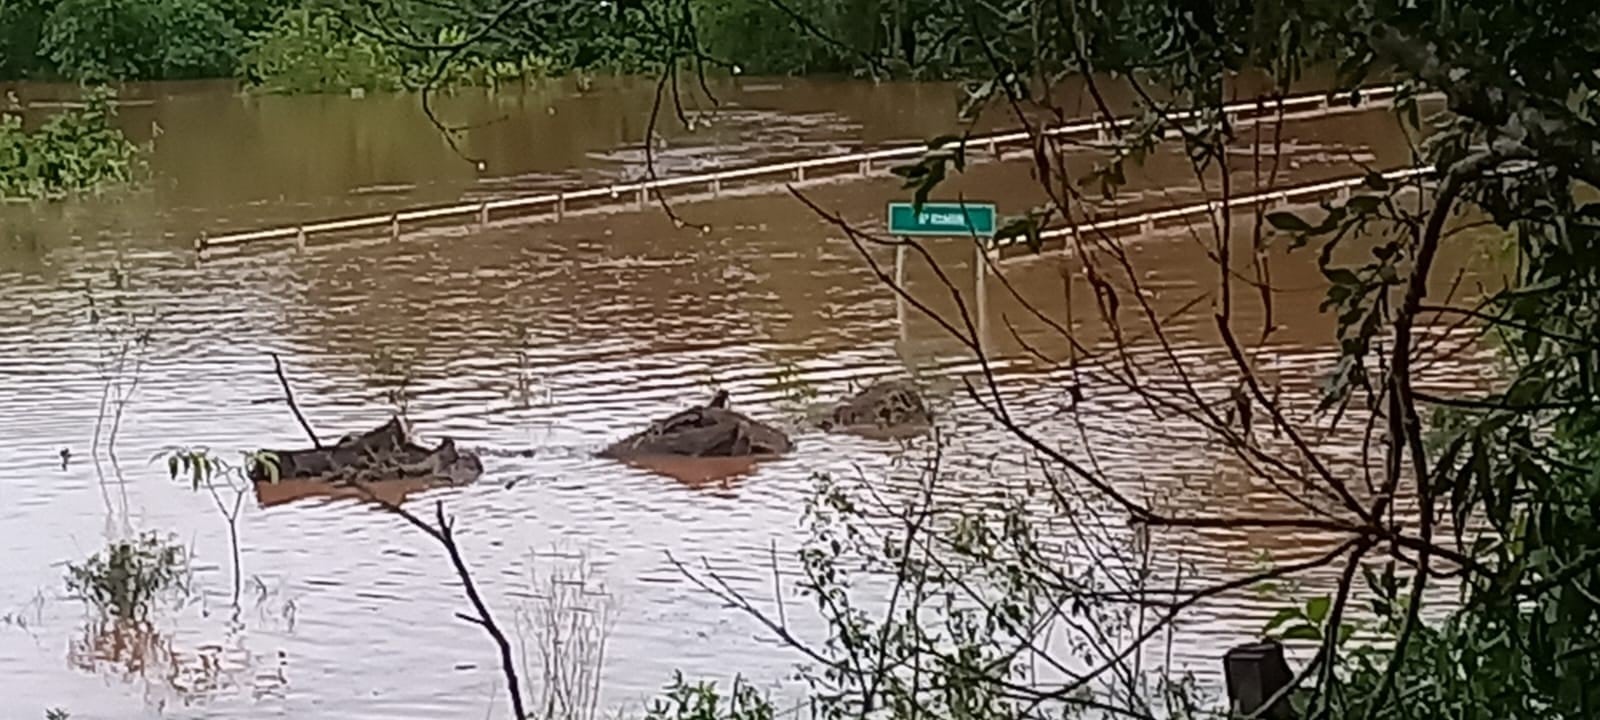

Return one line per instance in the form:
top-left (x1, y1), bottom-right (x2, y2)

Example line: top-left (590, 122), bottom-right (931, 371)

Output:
top-left (0, 0), bottom-right (951, 90)
top-left (0, 87), bottom-right (145, 200)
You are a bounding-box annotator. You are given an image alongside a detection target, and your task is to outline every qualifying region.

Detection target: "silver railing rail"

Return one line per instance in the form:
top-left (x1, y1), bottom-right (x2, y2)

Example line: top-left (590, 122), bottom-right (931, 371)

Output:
top-left (199, 84), bottom-right (1439, 252)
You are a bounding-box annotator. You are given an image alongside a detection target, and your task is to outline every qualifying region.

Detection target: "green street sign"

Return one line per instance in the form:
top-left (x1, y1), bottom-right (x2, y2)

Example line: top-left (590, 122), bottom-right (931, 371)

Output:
top-left (887, 202), bottom-right (998, 238)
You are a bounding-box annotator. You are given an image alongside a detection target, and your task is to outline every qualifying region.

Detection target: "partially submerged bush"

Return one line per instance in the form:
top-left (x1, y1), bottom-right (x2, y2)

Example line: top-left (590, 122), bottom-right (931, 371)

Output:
top-left (64, 531), bottom-right (188, 620)
top-left (644, 672), bottom-right (776, 720)
top-left (0, 86), bottom-right (145, 200)
top-left (242, 6), bottom-right (403, 94)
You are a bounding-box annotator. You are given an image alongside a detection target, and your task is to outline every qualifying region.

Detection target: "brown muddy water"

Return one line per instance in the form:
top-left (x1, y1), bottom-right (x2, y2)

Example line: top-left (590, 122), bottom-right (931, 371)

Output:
top-left (0, 77), bottom-right (1497, 719)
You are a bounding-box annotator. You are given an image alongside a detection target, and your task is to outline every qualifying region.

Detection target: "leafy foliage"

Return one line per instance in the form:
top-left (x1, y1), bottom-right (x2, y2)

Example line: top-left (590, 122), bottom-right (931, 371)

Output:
top-left (644, 671), bottom-right (776, 720)
top-left (0, 86), bottom-right (146, 200)
top-left (241, 5), bottom-right (404, 94)
top-left (64, 532), bottom-right (188, 620)
top-left (40, 0), bottom-right (244, 80)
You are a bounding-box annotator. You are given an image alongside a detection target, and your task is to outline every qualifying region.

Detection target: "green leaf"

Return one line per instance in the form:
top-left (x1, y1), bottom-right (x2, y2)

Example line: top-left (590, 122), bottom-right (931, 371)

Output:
top-left (1306, 595), bottom-right (1332, 625)
top-left (1324, 267), bottom-right (1360, 286)
top-left (1346, 194), bottom-right (1383, 215)
top-left (1267, 211), bottom-right (1313, 232)
top-left (1280, 624), bottom-right (1322, 641)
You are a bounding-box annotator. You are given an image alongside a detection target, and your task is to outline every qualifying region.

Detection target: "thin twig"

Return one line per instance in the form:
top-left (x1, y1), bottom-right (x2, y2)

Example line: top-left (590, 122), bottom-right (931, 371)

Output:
top-left (271, 352), bottom-right (322, 448)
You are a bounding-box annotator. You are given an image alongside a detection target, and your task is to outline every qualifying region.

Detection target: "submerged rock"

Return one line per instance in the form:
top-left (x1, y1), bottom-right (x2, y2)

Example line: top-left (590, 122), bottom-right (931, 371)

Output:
top-left (598, 391), bottom-right (793, 459)
top-left (248, 417), bottom-right (483, 488)
top-left (814, 379), bottom-right (934, 437)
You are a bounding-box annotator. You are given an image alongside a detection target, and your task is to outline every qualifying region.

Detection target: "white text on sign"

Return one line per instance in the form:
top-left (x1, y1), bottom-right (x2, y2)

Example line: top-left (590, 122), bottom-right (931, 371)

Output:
top-left (919, 212), bottom-right (967, 225)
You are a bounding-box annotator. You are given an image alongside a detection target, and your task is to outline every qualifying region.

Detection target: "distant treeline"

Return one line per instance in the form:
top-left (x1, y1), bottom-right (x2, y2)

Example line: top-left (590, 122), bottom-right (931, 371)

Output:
top-left (0, 0), bottom-right (947, 91)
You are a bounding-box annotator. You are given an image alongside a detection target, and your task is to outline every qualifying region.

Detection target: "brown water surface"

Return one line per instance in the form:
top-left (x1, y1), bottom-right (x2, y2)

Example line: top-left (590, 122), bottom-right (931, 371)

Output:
top-left (0, 77), bottom-right (1495, 719)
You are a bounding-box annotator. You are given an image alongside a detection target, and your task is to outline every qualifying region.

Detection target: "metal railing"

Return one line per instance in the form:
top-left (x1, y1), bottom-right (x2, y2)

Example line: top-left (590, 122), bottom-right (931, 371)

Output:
top-left (199, 84), bottom-right (1438, 252)
top-left (994, 166), bottom-right (1434, 258)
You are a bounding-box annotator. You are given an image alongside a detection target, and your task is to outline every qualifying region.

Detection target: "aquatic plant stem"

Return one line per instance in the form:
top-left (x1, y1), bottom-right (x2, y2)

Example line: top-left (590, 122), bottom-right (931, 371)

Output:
top-left (271, 352), bottom-right (322, 448)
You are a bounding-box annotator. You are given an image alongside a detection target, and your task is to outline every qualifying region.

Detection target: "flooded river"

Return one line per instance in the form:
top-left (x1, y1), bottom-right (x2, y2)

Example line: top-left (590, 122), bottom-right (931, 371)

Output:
top-left (0, 77), bottom-right (1493, 718)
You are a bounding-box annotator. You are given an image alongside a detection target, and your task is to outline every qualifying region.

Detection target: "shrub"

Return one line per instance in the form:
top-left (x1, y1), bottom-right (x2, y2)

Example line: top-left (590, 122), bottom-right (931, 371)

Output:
top-left (242, 6), bottom-right (404, 94)
top-left (64, 531), bottom-right (188, 620)
top-left (40, 0), bottom-right (242, 81)
top-left (0, 86), bottom-right (146, 200)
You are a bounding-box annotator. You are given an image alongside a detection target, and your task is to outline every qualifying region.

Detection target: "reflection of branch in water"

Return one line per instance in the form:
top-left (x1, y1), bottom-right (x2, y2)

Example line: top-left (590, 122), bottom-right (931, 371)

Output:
top-left (67, 616), bottom-right (287, 711)
top-left (514, 549), bottom-right (616, 720)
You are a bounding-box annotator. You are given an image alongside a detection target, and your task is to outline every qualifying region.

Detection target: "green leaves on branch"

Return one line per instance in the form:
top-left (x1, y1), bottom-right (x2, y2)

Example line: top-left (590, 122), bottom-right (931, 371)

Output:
top-left (1260, 592), bottom-right (1361, 655)
top-left (643, 671), bottom-right (775, 720)
top-left (242, 6), bottom-right (404, 94)
top-left (0, 86), bottom-right (146, 200)
top-left (158, 446), bottom-right (278, 490)
top-left (64, 532), bottom-right (189, 620)
top-left (38, 0), bottom-right (244, 81)
top-left (891, 135), bottom-right (968, 212)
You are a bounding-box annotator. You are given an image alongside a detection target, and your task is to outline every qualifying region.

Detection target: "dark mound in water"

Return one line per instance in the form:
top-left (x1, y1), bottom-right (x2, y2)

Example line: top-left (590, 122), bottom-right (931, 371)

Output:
top-left (814, 379), bottom-right (934, 437)
top-left (248, 417), bottom-right (483, 487)
top-left (598, 391), bottom-right (793, 459)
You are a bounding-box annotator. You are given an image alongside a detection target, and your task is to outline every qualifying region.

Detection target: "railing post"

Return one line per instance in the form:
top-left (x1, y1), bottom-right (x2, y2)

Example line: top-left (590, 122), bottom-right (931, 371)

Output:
top-left (975, 242), bottom-right (989, 351)
top-left (861, 158), bottom-right (871, 175)
top-left (295, 226), bottom-right (307, 250)
top-left (895, 241), bottom-right (907, 345)
top-left (1224, 641), bottom-right (1296, 719)
top-left (794, 166), bottom-right (806, 182)
top-left (195, 233), bottom-right (207, 254)
top-left (637, 187), bottom-right (647, 208)
top-left (711, 178), bottom-right (721, 197)
top-left (478, 203), bottom-right (489, 229)
top-left (1337, 185), bottom-right (1353, 202)
top-left (1141, 218), bottom-right (1156, 235)
top-left (556, 193), bottom-right (566, 222)
top-left (390, 214), bottom-right (400, 241)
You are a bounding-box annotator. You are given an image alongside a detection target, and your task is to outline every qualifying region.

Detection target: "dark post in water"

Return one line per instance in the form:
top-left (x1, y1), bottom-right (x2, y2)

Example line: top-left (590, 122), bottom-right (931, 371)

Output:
top-left (1224, 640), bottom-right (1296, 719)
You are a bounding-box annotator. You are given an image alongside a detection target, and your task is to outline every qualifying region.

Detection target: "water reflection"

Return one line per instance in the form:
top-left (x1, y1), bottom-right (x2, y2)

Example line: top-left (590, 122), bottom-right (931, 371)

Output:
top-left (68, 615), bottom-right (289, 713)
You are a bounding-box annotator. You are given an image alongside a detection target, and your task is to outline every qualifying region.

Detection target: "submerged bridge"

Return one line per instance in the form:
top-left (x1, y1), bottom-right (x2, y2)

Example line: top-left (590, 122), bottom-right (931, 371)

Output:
top-left (197, 84), bottom-right (1442, 256)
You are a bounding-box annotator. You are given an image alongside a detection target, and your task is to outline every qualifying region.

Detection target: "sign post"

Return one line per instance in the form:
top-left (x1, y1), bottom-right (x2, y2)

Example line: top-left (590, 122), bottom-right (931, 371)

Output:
top-left (886, 201), bottom-right (999, 348)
